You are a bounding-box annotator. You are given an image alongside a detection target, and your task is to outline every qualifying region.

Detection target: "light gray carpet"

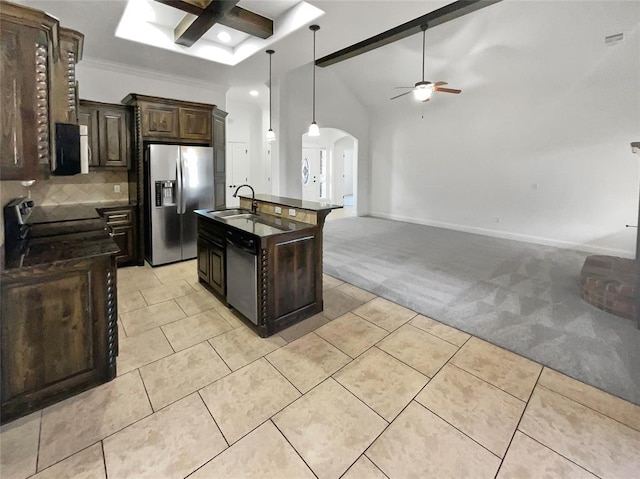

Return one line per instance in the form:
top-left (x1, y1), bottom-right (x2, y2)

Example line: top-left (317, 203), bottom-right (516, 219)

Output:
top-left (323, 216), bottom-right (640, 405)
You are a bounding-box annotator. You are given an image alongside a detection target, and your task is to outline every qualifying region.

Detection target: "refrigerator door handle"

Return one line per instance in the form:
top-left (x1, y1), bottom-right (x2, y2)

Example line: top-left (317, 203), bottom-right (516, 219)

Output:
top-left (176, 151), bottom-right (183, 215)
top-left (180, 153), bottom-right (187, 214)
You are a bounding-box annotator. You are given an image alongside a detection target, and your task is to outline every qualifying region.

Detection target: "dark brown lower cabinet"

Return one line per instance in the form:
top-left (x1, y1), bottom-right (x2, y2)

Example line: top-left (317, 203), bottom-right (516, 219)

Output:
top-left (197, 220), bottom-right (226, 298)
top-left (0, 255), bottom-right (118, 424)
top-left (99, 206), bottom-right (137, 267)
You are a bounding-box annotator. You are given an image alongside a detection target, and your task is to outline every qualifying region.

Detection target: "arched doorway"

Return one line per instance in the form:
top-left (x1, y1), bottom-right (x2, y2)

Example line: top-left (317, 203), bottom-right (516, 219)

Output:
top-left (301, 128), bottom-right (357, 219)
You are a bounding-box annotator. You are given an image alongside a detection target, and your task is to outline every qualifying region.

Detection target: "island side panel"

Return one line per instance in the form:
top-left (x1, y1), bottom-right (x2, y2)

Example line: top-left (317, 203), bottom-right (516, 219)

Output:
top-left (265, 228), bottom-right (323, 336)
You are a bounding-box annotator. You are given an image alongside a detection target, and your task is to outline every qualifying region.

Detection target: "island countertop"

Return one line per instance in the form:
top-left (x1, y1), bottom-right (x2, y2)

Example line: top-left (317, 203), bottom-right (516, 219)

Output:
top-left (238, 194), bottom-right (343, 212)
top-left (195, 209), bottom-right (316, 238)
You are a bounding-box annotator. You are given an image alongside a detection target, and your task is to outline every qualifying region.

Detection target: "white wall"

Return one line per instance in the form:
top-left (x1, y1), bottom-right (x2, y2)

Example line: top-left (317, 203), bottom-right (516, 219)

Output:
top-left (369, 1), bottom-right (640, 257)
top-left (277, 64), bottom-right (371, 214)
top-left (226, 97), bottom-right (270, 194)
top-left (77, 58), bottom-right (227, 108)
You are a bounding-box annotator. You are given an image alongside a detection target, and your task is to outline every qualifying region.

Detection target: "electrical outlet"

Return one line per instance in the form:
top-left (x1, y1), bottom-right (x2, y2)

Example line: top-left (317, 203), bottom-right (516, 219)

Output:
top-left (288, 209), bottom-right (296, 217)
top-left (114, 184), bottom-right (121, 193)
top-left (275, 206), bottom-right (282, 214)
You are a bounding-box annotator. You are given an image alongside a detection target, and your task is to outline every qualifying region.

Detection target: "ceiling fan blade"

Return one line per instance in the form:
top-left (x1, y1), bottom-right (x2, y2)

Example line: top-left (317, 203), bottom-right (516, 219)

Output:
top-left (434, 81), bottom-right (448, 86)
top-left (390, 90), bottom-right (413, 100)
top-left (435, 87), bottom-right (462, 94)
top-left (394, 86), bottom-right (415, 89)
top-left (421, 98), bottom-right (430, 103)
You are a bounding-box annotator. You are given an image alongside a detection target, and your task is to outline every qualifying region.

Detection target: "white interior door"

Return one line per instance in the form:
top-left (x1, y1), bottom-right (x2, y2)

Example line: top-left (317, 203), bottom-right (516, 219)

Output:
top-left (226, 142), bottom-right (250, 207)
top-left (302, 148), bottom-right (326, 202)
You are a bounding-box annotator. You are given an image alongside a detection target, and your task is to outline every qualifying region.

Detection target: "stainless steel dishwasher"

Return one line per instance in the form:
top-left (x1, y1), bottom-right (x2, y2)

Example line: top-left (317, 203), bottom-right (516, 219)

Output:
top-left (226, 229), bottom-right (259, 325)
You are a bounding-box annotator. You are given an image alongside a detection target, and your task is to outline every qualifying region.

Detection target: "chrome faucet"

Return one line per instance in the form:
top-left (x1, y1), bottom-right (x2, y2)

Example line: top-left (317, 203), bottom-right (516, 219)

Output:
top-left (233, 184), bottom-right (258, 213)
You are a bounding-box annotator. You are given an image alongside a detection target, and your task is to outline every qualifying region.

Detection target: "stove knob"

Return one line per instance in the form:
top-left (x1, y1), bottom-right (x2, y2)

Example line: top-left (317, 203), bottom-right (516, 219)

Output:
top-left (26, 200), bottom-right (34, 207)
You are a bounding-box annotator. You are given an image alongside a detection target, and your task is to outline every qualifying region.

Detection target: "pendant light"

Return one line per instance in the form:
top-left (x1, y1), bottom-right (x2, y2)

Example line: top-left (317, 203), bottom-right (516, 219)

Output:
top-left (308, 24), bottom-right (320, 137)
top-left (265, 49), bottom-right (276, 142)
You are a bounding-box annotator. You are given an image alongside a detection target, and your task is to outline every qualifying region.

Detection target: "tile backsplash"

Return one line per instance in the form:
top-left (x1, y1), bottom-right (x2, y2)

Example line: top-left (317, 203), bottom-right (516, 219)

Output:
top-left (28, 170), bottom-right (129, 205)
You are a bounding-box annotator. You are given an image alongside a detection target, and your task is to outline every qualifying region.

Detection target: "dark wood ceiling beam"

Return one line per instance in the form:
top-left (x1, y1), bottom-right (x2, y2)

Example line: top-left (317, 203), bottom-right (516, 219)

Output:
top-left (156, 1), bottom-right (273, 40)
top-left (155, 0), bottom-right (206, 16)
top-left (316, 0), bottom-right (502, 68)
top-left (218, 7), bottom-right (273, 39)
top-left (174, 0), bottom-right (239, 47)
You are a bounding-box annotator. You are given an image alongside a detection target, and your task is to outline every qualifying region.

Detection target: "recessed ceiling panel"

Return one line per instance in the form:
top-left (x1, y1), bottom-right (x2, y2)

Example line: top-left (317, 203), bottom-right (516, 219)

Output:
top-left (115, 0), bottom-right (323, 65)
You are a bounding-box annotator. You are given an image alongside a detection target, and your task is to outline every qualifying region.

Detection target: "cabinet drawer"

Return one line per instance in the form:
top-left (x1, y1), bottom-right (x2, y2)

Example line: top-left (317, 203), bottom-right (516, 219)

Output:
top-left (102, 209), bottom-right (133, 225)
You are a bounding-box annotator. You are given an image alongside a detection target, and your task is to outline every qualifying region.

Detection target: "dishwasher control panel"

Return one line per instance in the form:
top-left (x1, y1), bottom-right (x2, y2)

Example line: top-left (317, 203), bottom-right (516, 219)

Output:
top-left (226, 229), bottom-right (259, 254)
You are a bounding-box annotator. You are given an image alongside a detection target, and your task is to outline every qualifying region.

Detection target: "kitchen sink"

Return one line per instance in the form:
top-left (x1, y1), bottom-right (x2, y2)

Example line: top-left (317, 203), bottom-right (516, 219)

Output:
top-left (221, 213), bottom-right (259, 221)
top-left (208, 208), bottom-right (256, 219)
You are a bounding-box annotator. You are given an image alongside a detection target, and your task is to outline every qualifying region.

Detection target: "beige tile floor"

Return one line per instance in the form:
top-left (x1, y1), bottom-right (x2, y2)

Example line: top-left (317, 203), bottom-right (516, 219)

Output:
top-left (2, 260), bottom-right (640, 479)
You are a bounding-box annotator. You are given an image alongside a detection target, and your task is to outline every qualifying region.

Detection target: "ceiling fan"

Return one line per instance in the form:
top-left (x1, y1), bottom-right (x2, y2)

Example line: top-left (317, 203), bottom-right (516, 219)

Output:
top-left (391, 25), bottom-right (461, 103)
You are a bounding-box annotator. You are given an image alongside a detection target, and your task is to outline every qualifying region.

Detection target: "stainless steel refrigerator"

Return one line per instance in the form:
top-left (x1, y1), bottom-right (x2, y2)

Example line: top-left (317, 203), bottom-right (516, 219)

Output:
top-left (145, 144), bottom-right (214, 266)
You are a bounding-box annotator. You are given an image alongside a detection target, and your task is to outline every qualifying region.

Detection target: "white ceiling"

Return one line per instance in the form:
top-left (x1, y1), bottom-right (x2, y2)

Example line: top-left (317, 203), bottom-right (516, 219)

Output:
top-left (25, 1), bottom-right (452, 93)
top-left (22, 1), bottom-right (640, 111)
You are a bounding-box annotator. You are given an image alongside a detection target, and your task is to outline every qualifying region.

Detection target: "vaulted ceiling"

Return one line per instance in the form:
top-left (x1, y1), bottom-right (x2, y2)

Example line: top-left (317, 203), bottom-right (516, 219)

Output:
top-left (22, 1), bottom-right (640, 111)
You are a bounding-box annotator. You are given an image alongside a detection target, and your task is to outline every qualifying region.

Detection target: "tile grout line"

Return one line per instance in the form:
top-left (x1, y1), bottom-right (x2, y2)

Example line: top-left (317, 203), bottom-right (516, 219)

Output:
top-left (413, 399), bottom-right (503, 461)
top-left (34, 409), bottom-right (43, 474)
top-left (194, 391), bottom-right (229, 448)
top-left (158, 325), bottom-right (177, 354)
top-left (492, 365), bottom-right (543, 479)
top-left (270, 418), bottom-right (320, 479)
top-left (534, 379), bottom-right (640, 433)
top-left (263, 354), bottom-right (306, 397)
top-left (34, 441), bottom-right (104, 477)
top-left (101, 440), bottom-right (109, 479)
top-left (536, 383), bottom-right (640, 434)
top-left (516, 430), bottom-right (605, 479)
top-left (446, 361), bottom-right (529, 404)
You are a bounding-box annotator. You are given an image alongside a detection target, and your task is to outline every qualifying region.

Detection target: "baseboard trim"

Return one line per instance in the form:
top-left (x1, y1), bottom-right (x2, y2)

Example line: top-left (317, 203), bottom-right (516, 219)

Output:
top-left (368, 212), bottom-right (635, 258)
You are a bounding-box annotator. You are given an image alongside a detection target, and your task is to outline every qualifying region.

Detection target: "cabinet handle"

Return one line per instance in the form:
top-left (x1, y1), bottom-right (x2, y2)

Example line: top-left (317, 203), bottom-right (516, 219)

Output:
top-left (88, 147), bottom-right (92, 164)
top-left (108, 214), bottom-right (128, 220)
top-left (112, 232), bottom-right (125, 237)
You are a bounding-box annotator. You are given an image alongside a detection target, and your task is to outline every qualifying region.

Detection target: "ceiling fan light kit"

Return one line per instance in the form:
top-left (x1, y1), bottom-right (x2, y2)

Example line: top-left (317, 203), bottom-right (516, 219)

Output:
top-left (308, 24), bottom-right (321, 137)
top-left (391, 24), bottom-right (462, 103)
top-left (266, 49), bottom-right (276, 142)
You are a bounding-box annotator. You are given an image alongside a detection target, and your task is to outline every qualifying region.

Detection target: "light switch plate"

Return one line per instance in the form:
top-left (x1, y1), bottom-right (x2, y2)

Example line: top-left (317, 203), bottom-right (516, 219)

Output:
top-left (114, 184), bottom-right (121, 193)
top-left (288, 209), bottom-right (296, 217)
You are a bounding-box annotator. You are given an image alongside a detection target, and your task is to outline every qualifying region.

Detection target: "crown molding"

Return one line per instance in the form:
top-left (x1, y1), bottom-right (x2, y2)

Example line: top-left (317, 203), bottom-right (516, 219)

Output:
top-left (78, 56), bottom-right (229, 93)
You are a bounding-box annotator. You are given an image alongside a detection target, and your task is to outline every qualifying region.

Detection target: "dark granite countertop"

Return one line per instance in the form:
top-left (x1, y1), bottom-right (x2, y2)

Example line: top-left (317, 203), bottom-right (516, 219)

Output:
top-left (2, 229), bottom-right (119, 273)
top-left (27, 201), bottom-right (136, 225)
top-left (239, 194), bottom-right (342, 212)
top-left (195, 209), bottom-right (316, 238)
top-left (2, 202), bottom-right (131, 273)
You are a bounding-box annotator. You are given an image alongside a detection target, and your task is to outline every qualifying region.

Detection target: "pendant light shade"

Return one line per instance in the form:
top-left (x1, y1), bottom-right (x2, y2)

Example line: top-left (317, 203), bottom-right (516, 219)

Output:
top-left (308, 25), bottom-right (320, 137)
top-left (266, 49), bottom-right (276, 142)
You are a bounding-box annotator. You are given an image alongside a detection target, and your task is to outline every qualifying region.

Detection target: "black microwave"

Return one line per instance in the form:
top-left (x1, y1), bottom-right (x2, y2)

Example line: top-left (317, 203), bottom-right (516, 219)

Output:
top-left (52, 122), bottom-right (81, 176)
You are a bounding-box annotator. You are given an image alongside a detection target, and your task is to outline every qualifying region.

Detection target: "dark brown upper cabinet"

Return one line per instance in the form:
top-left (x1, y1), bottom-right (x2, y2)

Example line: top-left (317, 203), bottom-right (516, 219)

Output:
top-left (122, 94), bottom-right (214, 144)
top-left (0, 3), bottom-right (83, 180)
top-left (79, 100), bottom-right (131, 169)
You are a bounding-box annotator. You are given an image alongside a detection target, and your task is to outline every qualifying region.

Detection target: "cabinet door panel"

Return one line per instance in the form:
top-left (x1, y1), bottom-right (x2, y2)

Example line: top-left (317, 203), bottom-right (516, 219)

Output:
top-left (110, 225), bottom-right (134, 265)
top-left (99, 109), bottom-right (129, 168)
top-left (179, 107), bottom-right (211, 141)
top-left (0, 22), bottom-right (44, 180)
top-left (209, 245), bottom-right (225, 295)
top-left (1, 271), bottom-right (93, 402)
top-left (142, 103), bottom-right (179, 139)
top-left (197, 240), bottom-right (210, 282)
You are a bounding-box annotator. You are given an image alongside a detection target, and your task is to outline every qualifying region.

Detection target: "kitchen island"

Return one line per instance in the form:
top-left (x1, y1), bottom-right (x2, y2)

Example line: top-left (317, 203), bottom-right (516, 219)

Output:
top-left (196, 195), bottom-right (341, 337)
